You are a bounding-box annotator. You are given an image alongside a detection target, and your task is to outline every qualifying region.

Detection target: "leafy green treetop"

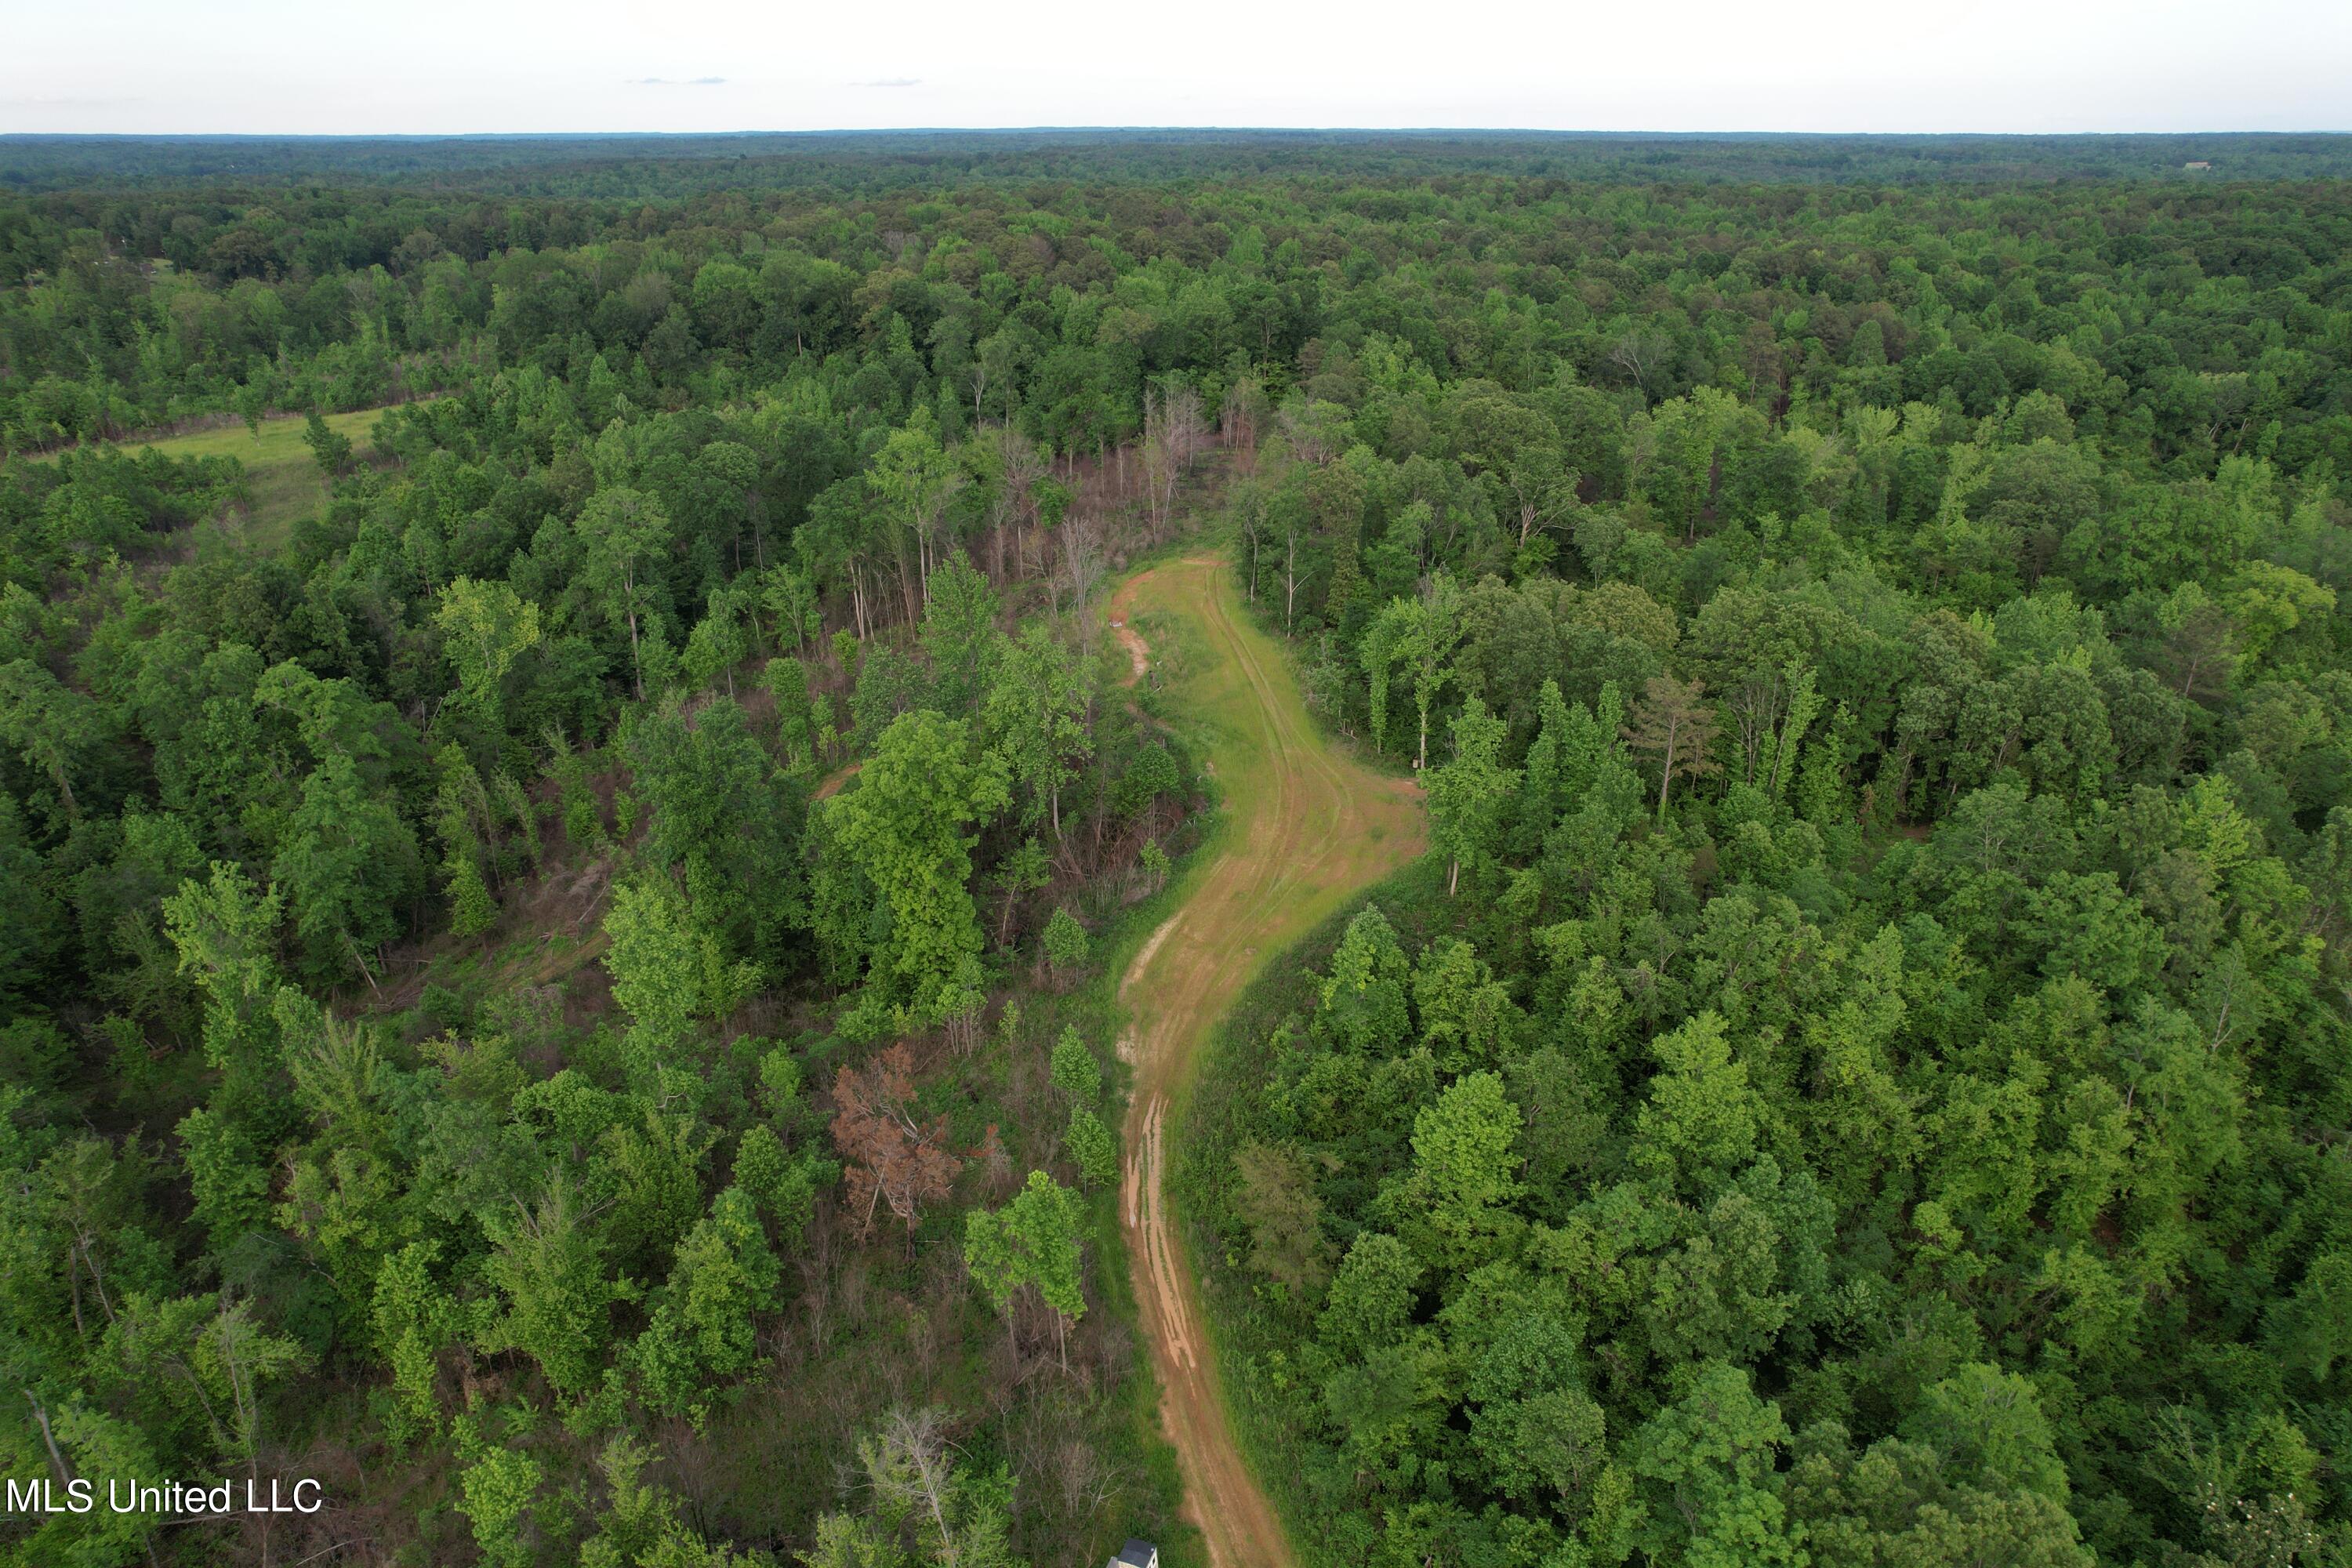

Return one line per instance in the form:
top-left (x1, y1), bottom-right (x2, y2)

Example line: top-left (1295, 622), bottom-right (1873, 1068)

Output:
top-left (963, 1169), bottom-right (1087, 1369)
top-left (825, 709), bottom-right (1010, 1034)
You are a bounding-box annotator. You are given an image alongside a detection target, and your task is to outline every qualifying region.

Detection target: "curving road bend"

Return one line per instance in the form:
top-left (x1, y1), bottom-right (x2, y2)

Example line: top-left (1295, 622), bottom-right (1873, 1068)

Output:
top-left (1112, 557), bottom-right (1425, 1568)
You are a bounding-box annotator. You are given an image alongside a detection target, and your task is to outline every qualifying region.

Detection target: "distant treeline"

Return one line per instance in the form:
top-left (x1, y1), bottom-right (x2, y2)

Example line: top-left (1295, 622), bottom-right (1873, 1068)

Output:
top-left (3, 129), bottom-right (2350, 196)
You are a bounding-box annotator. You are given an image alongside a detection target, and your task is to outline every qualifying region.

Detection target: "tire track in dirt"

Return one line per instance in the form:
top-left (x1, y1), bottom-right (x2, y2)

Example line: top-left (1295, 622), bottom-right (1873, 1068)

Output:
top-left (1113, 557), bottom-right (1425, 1568)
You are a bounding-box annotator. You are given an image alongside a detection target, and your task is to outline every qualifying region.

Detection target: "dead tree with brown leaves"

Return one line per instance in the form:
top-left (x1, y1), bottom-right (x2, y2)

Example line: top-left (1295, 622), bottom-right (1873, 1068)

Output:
top-left (831, 1044), bottom-right (962, 1249)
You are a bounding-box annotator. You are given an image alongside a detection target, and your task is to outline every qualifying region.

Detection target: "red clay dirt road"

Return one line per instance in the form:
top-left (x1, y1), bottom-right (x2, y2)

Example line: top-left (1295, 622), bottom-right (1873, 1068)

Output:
top-left (1113, 557), bottom-right (1425, 1568)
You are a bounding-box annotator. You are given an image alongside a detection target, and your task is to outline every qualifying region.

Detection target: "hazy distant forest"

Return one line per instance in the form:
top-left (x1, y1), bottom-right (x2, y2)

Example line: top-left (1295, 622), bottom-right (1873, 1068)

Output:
top-left (1, 130), bottom-right (2350, 1568)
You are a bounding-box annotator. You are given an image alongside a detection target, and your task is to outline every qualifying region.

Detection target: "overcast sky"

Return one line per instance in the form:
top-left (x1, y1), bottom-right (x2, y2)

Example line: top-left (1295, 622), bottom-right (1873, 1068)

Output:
top-left (7, 0), bottom-right (2348, 136)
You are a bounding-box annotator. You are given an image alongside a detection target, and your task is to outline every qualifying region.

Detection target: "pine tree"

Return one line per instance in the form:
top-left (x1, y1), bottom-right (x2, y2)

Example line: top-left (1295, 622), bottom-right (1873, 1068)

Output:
top-left (1624, 674), bottom-right (1723, 823)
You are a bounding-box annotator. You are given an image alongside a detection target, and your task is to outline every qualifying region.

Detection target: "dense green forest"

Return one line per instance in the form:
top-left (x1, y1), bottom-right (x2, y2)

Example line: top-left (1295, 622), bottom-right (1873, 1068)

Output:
top-left (7, 131), bottom-right (2351, 198)
top-left (0, 131), bottom-right (2349, 1566)
top-left (1171, 162), bottom-right (2352, 1568)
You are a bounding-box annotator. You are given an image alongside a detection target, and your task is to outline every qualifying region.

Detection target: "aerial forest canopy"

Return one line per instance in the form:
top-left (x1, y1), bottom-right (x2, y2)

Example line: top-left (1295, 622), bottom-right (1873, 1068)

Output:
top-left (0, 130), bottom-right (2347, 1567)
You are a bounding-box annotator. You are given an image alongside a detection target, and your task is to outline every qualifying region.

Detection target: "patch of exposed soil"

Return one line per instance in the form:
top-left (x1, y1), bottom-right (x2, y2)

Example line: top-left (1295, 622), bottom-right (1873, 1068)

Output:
top-left (813, 759), bottom-right (863, 800)
top-left (1111, 616), bottom-right (1151, 684)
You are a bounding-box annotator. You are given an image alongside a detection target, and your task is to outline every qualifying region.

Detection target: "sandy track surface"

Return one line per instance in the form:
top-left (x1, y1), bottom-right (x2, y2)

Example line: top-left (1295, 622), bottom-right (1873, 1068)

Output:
top-left (1114, 557), bottom-right (1425, 1568)
top-left (1113, 617), bottom-right (1152, 684)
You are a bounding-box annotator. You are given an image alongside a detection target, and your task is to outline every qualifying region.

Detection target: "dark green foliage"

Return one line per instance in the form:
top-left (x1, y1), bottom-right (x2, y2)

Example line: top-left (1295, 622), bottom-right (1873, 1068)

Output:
top-left (302, 408), bottom-right (352, 477)
top-left (625, 696), bottom-right (808, 964)
top-left (4, 131), bottom-right (2352, 1568)
top-left (1186, 649), bottom-right (2352, 1562)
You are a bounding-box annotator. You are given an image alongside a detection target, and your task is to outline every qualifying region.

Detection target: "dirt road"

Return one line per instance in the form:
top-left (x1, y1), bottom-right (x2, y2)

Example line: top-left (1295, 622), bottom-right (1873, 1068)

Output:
top-left (1113, 557), bottom-right (1425, 1568)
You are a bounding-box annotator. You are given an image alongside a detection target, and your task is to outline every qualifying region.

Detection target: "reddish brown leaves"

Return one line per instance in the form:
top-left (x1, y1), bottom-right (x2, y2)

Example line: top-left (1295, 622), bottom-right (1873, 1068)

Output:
top-left (829, 1043), bottom-right (962, 1242)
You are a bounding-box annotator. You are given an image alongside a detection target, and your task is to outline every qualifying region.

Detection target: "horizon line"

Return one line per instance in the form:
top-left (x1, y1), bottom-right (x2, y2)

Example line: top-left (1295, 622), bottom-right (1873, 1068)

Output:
top-left (7, 126), bottom-right (2352, 141)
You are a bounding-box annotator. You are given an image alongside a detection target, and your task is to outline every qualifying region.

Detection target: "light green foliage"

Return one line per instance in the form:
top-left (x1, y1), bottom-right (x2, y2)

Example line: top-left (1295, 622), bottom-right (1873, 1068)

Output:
top-left (542, 724), bottom-right (607, 849)
top-left (492, 769), bottom-right (541, 868)
top-left (459, 1435), bottom-right (546, 1568)
top-left (35, 1403), bottom-right (166, 1563)
top-left (1048, 1025), bottom-right (1098, 1102)
top-left (1632, 1011), bottom-right (1765, 1196)
top-left (682, 584), bottom-right (753, 695)
top-left (1788, 1423), bottom-right (2094, 1568)
top-left (1318, 1231), bottom-right (1420, 1357)
top-left (437, 575), bottom-right (543, 739)
top-left (1898, 1363), bottom-right (2071, 1504)
top-left (481, 1177), bottom-right (626, 1398)
top-left (303, 407), bottom-right (353, 476)
top-left (2223, 559), bottom-right (2332, 666)
top-left (1361, 573), bottom-right (1465, 768)
top-left (1317, 903), bottom-right (1412, 1054)
top-left (434, 743), bottom-right (499, 936)
top-left (373, 1241), bottom-right (468, 1440)
top-left (1409, 938), bottom-right (1521, 1073)
top-left (1381, 1070), bottom-right (1525, 1270)
top-left (985, 619), bottom-right (1091, 839)
top-left (604, 869), bottom-right (759, 1065)
top-left (1040, 906), bottom-right (1089, 980)
top-left (1062, 1105), bottom-right (1116, 1189)
top-left (604, 1099), bottom-right (720, 1269)
top-left (1631, 1363), bottom-right (1802, 1568)
top-left (633, 1186), bottom-right (780, 1421)
top-left (579, 1432), bottom-right (757, 1567)
top-left (963, 1171), bottom-right (1087, 1352)
top-left (989, 835), bottom-right (1051, 950)
top-left (270, 749), bottom-right (422, 983)
top-left (576, 485), bottom-right (670, 699)
top-left (732, 1123), bottom-right (822, 1242)
top-left (764, 564), bottom-right (822, 655)
top-left (71, 1290), bottom-right (304, 1494)
top-left (825, 709), bottom-right (1010, 1033)
top-left (176, 1104), bottom-right (270, 1247)
top-left (1755, 661), bottom-right (1822, 801)
top-left (805, 1407), bottom-right (1024, 1568)
top-left (764, 655), bottom-right (826, 771)
top-left (162, 860), bottom-right (285, 1076)
top-left (115, 1292), bottom-right (311, 1468)
top-left (871, 419), bottom-right (962, 594)
top-left (1424, 695), bottom-right (1519, 896)
top-left (446, 848), bottom-right (496, 937)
